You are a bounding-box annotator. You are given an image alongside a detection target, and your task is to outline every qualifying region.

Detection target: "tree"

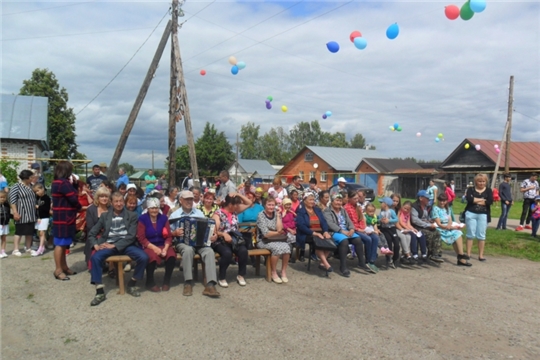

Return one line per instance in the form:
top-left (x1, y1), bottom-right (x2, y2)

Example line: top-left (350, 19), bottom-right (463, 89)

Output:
top-left (239, 122), bottom-right (261, 159)
top-left (0, 160), bottom-right (20, 186)
top-left (350, 133), bottom-right (367, 149)
top-left (321, 132), bottom-right (348, 148)
top-left (288, 120), bottom-right (325, 155)
top-left (258, 127), bottom-right (290, 165)
top-left (118, 162), bottom-right (136, 176)
top-left (19, 68), bottom-right (84, 160)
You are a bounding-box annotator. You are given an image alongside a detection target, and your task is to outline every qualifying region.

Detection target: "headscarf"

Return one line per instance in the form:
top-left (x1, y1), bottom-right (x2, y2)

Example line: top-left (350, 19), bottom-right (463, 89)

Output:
top-left (146, 197), bottom-right (160, 209)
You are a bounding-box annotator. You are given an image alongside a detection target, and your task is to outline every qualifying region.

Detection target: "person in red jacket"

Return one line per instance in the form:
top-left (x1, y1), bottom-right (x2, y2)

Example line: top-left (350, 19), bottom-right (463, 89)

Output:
top-left (444, 181), bottom-right (456, 221)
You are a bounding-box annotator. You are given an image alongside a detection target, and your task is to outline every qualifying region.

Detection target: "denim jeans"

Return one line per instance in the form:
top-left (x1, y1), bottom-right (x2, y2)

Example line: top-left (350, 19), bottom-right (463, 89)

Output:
top-left (497, 201), bottom-right (512, 229)
top-left (465, 211), bottom-right (487, 240)
top-left (532, 218), bottom-right (539, 237)
top-left (90, 245), bottom-right (149, 285)
top-left (356, 232), bottom-right (379, 263)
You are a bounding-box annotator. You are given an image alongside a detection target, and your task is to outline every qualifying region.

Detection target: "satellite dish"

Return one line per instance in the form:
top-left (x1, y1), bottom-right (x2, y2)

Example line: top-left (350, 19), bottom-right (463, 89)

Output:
top-left (42, 151), bottom-right (51, 158)
top-left (313, 163), bottom-right (319, 169)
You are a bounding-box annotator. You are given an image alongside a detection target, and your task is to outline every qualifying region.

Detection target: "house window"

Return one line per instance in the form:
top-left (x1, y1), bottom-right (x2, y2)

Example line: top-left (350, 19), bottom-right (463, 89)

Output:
top-left (304, 152), bottom-right (314, 161)
top-left (299, 171), bottom-right (304, 181)
top-left (309, 171), bottom-right (315, 180)
top-left (454, 174), bottom-right (462, 191)
top-left (320, 171), bottom-right (327, 182)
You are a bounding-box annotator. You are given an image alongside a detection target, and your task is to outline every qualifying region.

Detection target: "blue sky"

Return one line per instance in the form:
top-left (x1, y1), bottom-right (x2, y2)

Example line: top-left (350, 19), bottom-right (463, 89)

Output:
top-left (2, 1), bottom-right (539, 168)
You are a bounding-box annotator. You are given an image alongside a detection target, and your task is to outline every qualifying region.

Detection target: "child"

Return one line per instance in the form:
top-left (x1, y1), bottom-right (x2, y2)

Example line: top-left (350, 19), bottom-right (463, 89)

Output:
top-left (32, 184), bottom-right (51, 256)
top-left (364, 203), bottom-right (393, 256)
top-left (0, 191), bottom-right (11, 258)
top-left (397, 201), bottom-right (426, 263)
top-left (378, 197), bottom-right (400, 269)
top-left (531, 196), bottom-right (540, 238)
top-left (280, 198), bottom-right (297, 262)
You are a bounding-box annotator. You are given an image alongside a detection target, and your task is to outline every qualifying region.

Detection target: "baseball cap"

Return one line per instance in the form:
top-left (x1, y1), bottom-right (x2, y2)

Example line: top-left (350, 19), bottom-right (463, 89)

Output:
top-left (31, 163), bottom-right (40, 169)
top-left (337, 177), bottom-right (347, 183)
top-left (180, 190), bottom-right (194, 199)
top-left (417, 190), bottom-right (429, 198)
top-left (379, 197), bottom-right (393, 206)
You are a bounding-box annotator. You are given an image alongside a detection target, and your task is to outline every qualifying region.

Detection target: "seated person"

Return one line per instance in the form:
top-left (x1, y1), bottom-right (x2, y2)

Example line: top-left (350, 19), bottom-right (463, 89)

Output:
top-left (280, 198), bottom-right (297, 260)
top-left (88, 192), bottom-right (149, 306)
top-left (170, 190), bottom-right (220, 298)
top-left (137, 198), bottom-right (177, 292)
top-left (411, 190), bottom-right (444, 263)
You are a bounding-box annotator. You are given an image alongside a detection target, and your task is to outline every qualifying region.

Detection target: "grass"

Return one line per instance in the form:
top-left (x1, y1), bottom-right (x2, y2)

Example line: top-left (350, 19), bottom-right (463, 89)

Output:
top-left (27, 293), bottom-right (34, 300)
top-left (63, 337), bottom-right (78, 345)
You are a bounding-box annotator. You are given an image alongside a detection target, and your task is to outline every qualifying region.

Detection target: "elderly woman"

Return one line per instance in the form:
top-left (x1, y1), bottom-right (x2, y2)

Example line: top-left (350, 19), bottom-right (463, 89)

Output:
top-left (296, 192), bottom-right (332, 271)
top-left (8, 170), bottom-right (38, 256)
top-left (268, 177), bottom-right (288, 200)
top-left (85, 187), bottom-right (111, 268)
top-left (212, 193), bottom-right (251, 287)
top-left (198, 191), bottom-right (219, 218)
top-left (323, 193), bottom-right (365, 278)
top-left (317, 190), bottom-right (330, 211)
top-left (465, 173), bottom-right (493, 261)
top-left (257, 196), bottom-right (291, 283)
top-left (164, 186), bottom-right (179, 209)
top-left (137, 198), bottom-right (176, 292)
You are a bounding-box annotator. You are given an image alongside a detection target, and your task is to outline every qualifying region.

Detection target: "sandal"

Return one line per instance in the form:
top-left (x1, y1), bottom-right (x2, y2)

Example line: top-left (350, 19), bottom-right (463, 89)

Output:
top-left (64, 269), bottom-right (77, 276)
top-left (54, 272), bottom-right (70, 281)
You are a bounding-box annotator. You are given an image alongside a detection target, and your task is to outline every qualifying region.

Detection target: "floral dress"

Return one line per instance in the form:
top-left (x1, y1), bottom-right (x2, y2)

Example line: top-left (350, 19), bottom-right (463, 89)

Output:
top-left (256, 212), bottom-right (291, 256)
top-left (431, 206), bottom-right (462, 245)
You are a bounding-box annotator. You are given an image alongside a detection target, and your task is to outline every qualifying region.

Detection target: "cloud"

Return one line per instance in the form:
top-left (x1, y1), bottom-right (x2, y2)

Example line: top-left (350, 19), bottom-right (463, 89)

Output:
top-left (2, 1), bottom-right (539, 169)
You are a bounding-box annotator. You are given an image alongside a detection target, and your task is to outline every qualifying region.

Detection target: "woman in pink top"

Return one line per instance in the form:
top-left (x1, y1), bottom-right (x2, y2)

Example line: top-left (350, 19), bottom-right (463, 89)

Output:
top-left (280, 198), bottom-right (297, 263)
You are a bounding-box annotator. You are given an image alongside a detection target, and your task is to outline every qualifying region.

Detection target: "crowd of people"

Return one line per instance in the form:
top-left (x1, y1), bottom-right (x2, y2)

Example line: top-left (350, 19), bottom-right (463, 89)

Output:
top-left (1, 163), bottom-right (539, 306)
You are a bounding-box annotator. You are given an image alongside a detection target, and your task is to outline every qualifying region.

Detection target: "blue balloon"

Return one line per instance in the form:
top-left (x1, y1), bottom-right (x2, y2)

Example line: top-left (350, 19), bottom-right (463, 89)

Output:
top-left (469, 0), bottom-right (486, 13)
top-left (386, 23), bottom-right (399, 40)
top-left (353, 37), bottom-right (367, 50)
top-left (237, 61), bottom-right (246, 70)
top-left (326, 41), bottom-right (340, 53)
top-left (393, 123), bottom-right (399, 129)
top-left (325, 111), bottom-right (332, 117)
top-left (435, 137), bottom-right (440, 143)
top-left (231, 65), bottom-right (238, 75)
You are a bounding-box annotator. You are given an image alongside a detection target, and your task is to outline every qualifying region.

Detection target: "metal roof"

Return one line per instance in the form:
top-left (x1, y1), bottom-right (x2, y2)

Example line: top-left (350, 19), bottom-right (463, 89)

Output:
top-left (306, 146), bottom-right (385, 172)
top-left (441, 138), bottom-right (540, 170)
top-left (1, 94), bottom-right (48, 141)
top-left (359, 158), bottom-right (422, 173)
top-left (238, 159), bottom-right (277, 177)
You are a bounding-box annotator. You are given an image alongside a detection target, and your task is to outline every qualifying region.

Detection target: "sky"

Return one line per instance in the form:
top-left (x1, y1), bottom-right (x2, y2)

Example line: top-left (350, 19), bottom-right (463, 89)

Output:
top-left (2, 0), bottom-right (539, 169)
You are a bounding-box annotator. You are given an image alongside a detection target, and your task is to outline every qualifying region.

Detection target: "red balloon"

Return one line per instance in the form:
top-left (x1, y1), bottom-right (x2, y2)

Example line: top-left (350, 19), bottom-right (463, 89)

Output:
top-left (445, 5), bottom-right (460, 20)
top-left (349, 30), bottom-right (362, 42)
top-left (200, 69), bottom-right (206, 76)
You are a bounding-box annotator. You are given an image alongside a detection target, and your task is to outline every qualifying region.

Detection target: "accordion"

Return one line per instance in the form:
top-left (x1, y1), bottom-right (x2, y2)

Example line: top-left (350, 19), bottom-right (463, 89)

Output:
top-left (171, 216), bottom-right (215, 247)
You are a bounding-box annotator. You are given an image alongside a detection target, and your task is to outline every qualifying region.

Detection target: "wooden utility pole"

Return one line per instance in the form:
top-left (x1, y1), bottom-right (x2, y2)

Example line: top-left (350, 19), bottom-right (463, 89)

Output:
top-left (107, 20), bottom-right (172, 180)
top-left (504, 76), bottom-right (514, 174)
top-left (235, 133), bottom-right (239, 185)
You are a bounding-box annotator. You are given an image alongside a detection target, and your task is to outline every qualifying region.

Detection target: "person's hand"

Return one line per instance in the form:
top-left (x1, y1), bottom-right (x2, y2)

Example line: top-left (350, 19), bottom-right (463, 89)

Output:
top-left (381, 218), bottom-right (389, 224)
top-left (313, 232), bottom-right (323, 239)
top-left (505, 201), bottom-right (510, 205)
top-left (347, 229), bottom-right (355, 237)
top-left (172, 228), bottom-right (184, 237)
top-left (290, 229), bottom-right (296, 235)
top-left (323, 231), bottom-right (331, 239)
top-left (151, 246), bottom-right (161, 256)
top-left (13, 212), bottom-right (20, 221)
top-left (223, 233), bottom-right (232, 243)
top-left (430, 223), bottom-right (437, 229)
top-left (210, 233), bottom-right (217, 242)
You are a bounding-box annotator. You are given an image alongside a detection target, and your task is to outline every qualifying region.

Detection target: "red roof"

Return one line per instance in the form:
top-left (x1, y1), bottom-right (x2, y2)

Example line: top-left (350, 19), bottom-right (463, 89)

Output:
top-left (466, 138), bottom-right (540, 169)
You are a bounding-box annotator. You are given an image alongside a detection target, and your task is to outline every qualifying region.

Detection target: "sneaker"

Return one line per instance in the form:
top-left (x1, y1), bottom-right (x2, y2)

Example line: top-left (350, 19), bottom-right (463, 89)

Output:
top-left (368, 263), bottom-right (379, 273)
top-left (24, 247), bottom-right (32, 254)
top-left (0, 251), bottom-right (8, 259)
top-left (346, 253), bottom-right (354, 260)
top-left (430, 255), bottom-right (444, 263)
top-left (515, 225), bottom-right (524, 231)
top-left (381, 247), bottom-right (393, 255)
top-left (310, 253), bottom-right (319, 262)
top-left (183, 284), bottom-right (193, 296)
top-left (126, 286), bottom-right (141, 297)
top-left (388, 260), bottom-right (396, 269)
top-left (364, 264), bottom-right (376, 274)
top-left (524, 225), bottom-right (532, 230)
top-left (12, 249), bottom-right (22, 257)
top-left (218, 280), bottom-right (228, 288)
top-left (90, 294), bottom-right (106, 306)
top-left (124, 263), bottom-right (131, 272)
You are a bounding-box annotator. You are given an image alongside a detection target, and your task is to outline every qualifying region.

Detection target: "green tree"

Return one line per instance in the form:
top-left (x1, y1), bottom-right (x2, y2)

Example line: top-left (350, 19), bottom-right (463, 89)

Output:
top-left (350, 133), bottom-right (367, 149)
top-left (196, 123), bottom-right (234, 175)
top-left (19, 68), bottom-right (84, 160)
top-left (239, 122), bottom-right (261, 159)
top-left (0, 160), bottom-right (20, 186)
top-left (174, 145), bottom-right (191, 171)
top-left (288, 120), bottom-right (325, 155)
top-left (258, 127), bottom-right (290, 165)
top-left (118, 162), bottom-right (136, 176)
top-left (321, 132), bottom-right (348, 148)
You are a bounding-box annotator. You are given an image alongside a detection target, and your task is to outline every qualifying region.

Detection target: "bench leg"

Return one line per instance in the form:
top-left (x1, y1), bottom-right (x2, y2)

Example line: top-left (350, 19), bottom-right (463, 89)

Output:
top-left (255, 255), bottom-right (261, 276)
top-left (201, 261), bottom-right (207, 286)
top-left (117, 262), bottom-right (125, 295)
top-left (265, 256), bottom-right (272, 282)
top-left (193, 258), bottom-right (199, 282)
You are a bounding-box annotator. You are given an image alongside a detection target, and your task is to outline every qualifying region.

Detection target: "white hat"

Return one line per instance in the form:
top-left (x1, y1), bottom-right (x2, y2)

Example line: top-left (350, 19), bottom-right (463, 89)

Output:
top-left (126, 183), bottom-right (136, 191)
top-left (337, 177), bottom-right (347, 183)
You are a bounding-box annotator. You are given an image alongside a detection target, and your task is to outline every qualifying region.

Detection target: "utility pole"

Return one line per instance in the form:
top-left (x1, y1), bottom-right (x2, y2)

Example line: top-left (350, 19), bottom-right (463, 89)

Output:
top-left (107, 20), bottom-right (172, 179)
top-left (168, 0), bottom-right (179, 188)
top-left (235, 133), bottom-right (239, 185)
top-left (504, 75), bottom-right (514, 174)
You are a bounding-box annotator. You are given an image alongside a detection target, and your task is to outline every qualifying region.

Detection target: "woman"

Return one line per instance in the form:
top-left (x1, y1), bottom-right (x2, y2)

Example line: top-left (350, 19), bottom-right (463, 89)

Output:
top-left (51, 161), bottom-right (82, 280)
top-left (198, 191), bottom-right (219, 218)
top-left (85, 187), bottom-right (111, 268)
top-left (390, 193), bottom-right (410, 263)
top-left (8, 170), bottom-right (38, 256)
top-left (289, 190), bottom-right (300, 212)
top-left (76, 181), bottom-right (93, 241)
top-left (432, 194), bottom-right (471, 267)
top-left (465, 173), bottom-right (493, 261)
top-left (238, 191), bottom-right (264, 224)
top-left (238, 179), bottom-right (256, 196)
top-left (427, 180), bottom-right (438, 206)
top-left (100, 180), bottom-right (116, 194)
top-left (268, 177), bottom-right (288, 200)
top-left (443, 182), bottom-right (456, 221)
top-left (317, 190), bottom-right (330, 211)
top-left (164, 186), bottom-right (179, 209)
top-left (280, 198), bottom-right (297, 257)
top-left (325, 193), bottom-right (368, 277)
top-left (254, 187), bottom-right (264, 205)
top-left (212, 193), bottom-right (251, 287)
top-left (137, 198), bottom-right (176, 292)
top-left (257, 196), bottom-right (292, 283)
top-left (296, 193), bottom-right (332, 270)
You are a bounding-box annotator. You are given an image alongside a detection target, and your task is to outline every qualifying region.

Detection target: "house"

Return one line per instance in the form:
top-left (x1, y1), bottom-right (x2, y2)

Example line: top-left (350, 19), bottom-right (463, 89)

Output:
top-left (356, 158), bottom-right (438, 198)
top-left (228, 159), bottom-right (277, 185)
top-left (277, 146), bottom-right (385, 189)
top-left (1, 94), bottom-right (50, 174)
top-left (439, 138), bottom-right (540, 196)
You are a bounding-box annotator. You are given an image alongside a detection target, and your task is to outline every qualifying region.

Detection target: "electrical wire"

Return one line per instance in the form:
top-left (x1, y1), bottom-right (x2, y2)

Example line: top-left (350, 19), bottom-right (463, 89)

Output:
top-left (75, 8), bottom-right (170, 116)
top-left (179, 0), bottom-right (217, 26)
top-left (514, 110), bottom-right (540, 122)
top-left (2, 1), bottom-right (96, 16)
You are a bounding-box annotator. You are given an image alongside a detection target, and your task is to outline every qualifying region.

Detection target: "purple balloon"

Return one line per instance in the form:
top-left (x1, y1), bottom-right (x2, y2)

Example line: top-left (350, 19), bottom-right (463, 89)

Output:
top-left (322, 114), bottom-right (327, 119)
top-left (266, 103), bottom-right (272, 110)
top-left (265, 100), bottom-right (270, 104)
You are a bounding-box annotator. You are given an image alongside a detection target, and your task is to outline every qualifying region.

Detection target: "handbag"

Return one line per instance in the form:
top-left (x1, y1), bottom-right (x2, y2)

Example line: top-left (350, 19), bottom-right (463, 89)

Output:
top-left (262, 233), bottom-right (288, 243)
top-left (312, 236), bottom-right (337, 251)
top-left (229, 230), bottom-right (246, 251)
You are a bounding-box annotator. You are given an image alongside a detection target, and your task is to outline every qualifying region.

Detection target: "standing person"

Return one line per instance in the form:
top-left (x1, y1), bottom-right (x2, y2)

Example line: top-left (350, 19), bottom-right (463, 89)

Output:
top-left (329, 177), bottom-right (347, 197)
top-left (516, 173), bottom-right (539, 231)
top-left (0, 171), bottom-right (8, 192)
top-left (531, 196), bottom-right (540, 238)
top-left (157, 173), bottom-right (168, 193)
top-left (201, 177), bottom-right (208, 191)
top-left (464, 173), bottom-right (493, 261)
top-left (181, 172), bottom-right (193, 190)
top-left (144, 169), bottom-right (157, 194)
top-left (268, 177), bottom-right (288, 201)
top-left (8, 170), bottom-right (38, 256)
top-left (86, 164), bottom-right (107, 195)
top-left (0, 191), bottom-right (11, 258)
top-left (51, 161), bottom-right (82, 280)
top-left (32, 184), bottom-right (51, 256)
top-left (450, 180), bottom-right (455, 193)
top-left (116, 168), bottom-right (129, 189)
top-left (31, 163), bottom-right (46, 189)
top-left (427, 180), bottom-right (438, 206)
top-left (444, 181), bottom-right (456, 219)
top-left (497, 173), bottom-right (514, 230)
top-left (287, 176), bottom-right (305, 200)
top-left (216, 170), bottom-right (236, 203)
top-left (238, 179), bottom-right (255, 196)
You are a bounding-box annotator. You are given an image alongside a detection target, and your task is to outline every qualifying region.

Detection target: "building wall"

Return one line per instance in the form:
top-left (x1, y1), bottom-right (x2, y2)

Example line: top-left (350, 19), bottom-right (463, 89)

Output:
top-left (1, 140), bottom-right (43, 174)
top-left (278, 148), bottom-right (335, 189)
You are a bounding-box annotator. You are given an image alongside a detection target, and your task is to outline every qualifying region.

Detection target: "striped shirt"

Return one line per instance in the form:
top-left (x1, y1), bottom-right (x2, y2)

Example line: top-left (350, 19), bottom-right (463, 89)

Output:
top-left (521, 179), bottom-right (539, 199)
top-left (8, 182), bottom-right (37, 224)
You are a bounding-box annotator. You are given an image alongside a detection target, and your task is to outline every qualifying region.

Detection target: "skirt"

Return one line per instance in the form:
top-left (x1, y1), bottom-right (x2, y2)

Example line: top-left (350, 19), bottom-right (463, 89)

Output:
top-left (35, 218), bottom-right (49, 231)
top-left (257, 240), bottom-right (291, 256)
top-left (15, 222), bottom-right (34, 236)
top-left (143, 245), bottom-right (176, 265)
top-left (54, 237), bottom-right (73, 247)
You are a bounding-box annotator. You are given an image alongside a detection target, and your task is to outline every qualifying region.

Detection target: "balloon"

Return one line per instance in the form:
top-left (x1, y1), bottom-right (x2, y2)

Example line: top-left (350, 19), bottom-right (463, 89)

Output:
top-left (396, 126), bottom-right (402, 132)
top-left (416, 132), bottom-right (422, 137)
top-left (496, 148), bottom-right (500, 153)
top-left (313, 163), bottom-right (319, 169)
top-left (475, 144), bottom-right (481, 151)
top-left (236, 61), bottom-right (246, 70)
top-left (325, 111), bottom-right (332, 117)
top-left (445, 5), bottom-right (460, 20)
top-left (393, 123), bottom-right (399, 129)
top-left (266, 102), bottom-right (272, 110)
top-left (281, 105), bottom-right (288, 112)
top-left (465, 143), bottom-right (470, 149)
top-left (494, 144), bottom-right (499, 148)
top-left (200, 69), bottom-right (206, 76)
top-left (353, 37), bottom-right (367, 50)
top-left (469, 0), bottom-right (486, 13)
top-left (228, 56), bottom-right (237, 65)
top-left (322, 114), bottom-right (327, 119)
top-left (435, 138), bottom-right (440, 143)
top-left (231, 65), bottom-right (239, 75)
top-left (460, 1), bottom-right (474, 20)
top-left (389, 126), bottom-right (394, 131)
top-left (386, 23), bottom-right (399, 40)
top-left (267, 96), bottom-right (273, 102)
top-left (438, 133), bottom-right (444, 138)
top-left (350, 31), bottom-right (362, 42)
top-left (326, 41), bottom-right (340, 53)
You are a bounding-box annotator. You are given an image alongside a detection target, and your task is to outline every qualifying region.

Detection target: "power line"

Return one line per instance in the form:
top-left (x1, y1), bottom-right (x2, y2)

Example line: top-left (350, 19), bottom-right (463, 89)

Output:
top-left (75, 8), bottom-right (170, 116)
top-left (2, 1), bottom-right (96, 16)
top-left (514, 110), bottom-right (540, 122)
top-left (179, 0), bottom-right (217, 26)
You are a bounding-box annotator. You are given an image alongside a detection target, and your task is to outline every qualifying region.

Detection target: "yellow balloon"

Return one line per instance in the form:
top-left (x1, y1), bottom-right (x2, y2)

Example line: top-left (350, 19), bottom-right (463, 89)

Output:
top-left (228, 56), bottom-right (237, 65)
top-left (465, 143), bottom-right (470, 149)
top-left (281, 105), bottom-right (288, 112)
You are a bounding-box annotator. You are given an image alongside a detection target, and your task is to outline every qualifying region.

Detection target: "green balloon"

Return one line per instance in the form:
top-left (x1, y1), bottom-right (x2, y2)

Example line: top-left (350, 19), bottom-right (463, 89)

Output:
top-left (396, 126), bottom-right (402, 132)
top-left (267, 96), bottom-right (273, 102)
top-left (460, 1), bottom-right (474, 21)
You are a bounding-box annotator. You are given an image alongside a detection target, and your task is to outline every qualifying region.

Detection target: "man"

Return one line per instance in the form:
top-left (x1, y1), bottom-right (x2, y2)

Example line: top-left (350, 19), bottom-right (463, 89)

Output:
top-left (216, 170), bottom-right (236, 202)
top-left (116, 167), bottom-right (129, 189)
top-left (86, 164), bottom-right (108, 194)
top-left (357, 190), bottom-right (369, 211)
top-left (190, 186), bottom-right (202, 207)
top-left (169, 190), bottom-right (220, 298)
top-left (144, 169), bottom-right (157, 194)
top-left (88, 192), bottom-right (149, 306)
top-left (287, 175), bottom-right (305, 199)
top-left (31, 163), bottom-right (46, 189)
top-left (329, 177), bottom-right (347, 197)
top-left (516, 173), bottom-right (539, 231)
top-left (410, 190), bottom-right (443, 263)
top-left (496, 174), bottom-right (513, 230)
top-left (238, 179), bottom-right (255, 196)
top-left (181, 172), bottom-right (193, 190)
